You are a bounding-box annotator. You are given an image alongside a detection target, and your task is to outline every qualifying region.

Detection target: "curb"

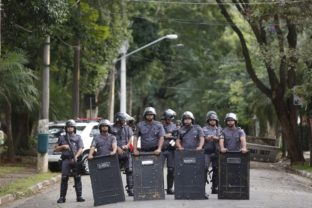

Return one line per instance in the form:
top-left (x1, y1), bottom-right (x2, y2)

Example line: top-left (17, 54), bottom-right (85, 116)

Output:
top-left (0, 175), bottom-right (61, 206)
top-left (285, 167), bottom-right (312, 180)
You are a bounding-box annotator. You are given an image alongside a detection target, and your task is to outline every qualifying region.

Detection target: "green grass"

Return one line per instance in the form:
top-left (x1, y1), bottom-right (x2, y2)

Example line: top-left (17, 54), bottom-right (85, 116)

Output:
top-left (292, 162), bottom-right (312, 173)
top-left (0, 166), bottom-right (24, 177)
top-left (0, 165), bottom-right (59, 197)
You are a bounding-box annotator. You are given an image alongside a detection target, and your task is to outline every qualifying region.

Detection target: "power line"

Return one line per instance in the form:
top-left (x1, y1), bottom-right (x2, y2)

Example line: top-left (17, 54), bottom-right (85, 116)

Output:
top-left (125, 0), bottom-right (308, 5)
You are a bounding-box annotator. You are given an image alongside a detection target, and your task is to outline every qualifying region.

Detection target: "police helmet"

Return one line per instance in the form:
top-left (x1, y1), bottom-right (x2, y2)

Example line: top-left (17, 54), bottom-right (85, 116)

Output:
top-left (114, 112), bottom-right (127, 122)
top-left (182, 111), bottom-right (195, 124)
top-left (163, 109), bottom-right (176, 120)
top-left (99, 119), bottom-right (111, 129)
top-left (66, 119), bottom-right (76, 127)
top-left (206, 111), bottom-right (217, 118)
top-left (206, 111), bottom-right (219, 123)
top-left (143, 107), bottom-right (157, 118)
top-left (225, 112), bottom-right (238, 124)
top-left (124, 113), bottom-right (135, 122)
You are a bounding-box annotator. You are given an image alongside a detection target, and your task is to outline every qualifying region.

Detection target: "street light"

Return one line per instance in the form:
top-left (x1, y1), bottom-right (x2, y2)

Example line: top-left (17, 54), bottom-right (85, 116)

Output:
top-left (118, 34), bottom-right (178, 113)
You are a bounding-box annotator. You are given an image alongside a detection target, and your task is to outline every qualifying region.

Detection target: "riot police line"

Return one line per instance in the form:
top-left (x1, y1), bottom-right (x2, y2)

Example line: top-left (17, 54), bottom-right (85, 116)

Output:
top-left (55, 109), bottom-right (250, 206)
top-left (88, 150), bottom-right (249, 206)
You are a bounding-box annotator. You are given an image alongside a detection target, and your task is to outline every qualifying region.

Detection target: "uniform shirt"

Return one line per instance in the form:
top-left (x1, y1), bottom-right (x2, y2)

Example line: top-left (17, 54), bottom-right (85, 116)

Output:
top-left (178, 125), bottom-right (204, 150)
top-left (162, 122), bottom-right (177, 150)
top-left (58, 134), bottom-right (84, 158)
top-left (135, 120), bottom-right (165, 150)
top-left (110, 124), bottom-right (133, 148)
top-left (91, 133), bottom-right (117, 156)
top-left (220, 127), bottom-right (246, 151)
top-left (202, 125), bottom-right (222, 153)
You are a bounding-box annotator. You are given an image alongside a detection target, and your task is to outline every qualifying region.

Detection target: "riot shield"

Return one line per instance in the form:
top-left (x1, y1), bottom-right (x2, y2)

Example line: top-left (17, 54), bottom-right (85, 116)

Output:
top-left (218, 151), bottom-right (250, 200)
top-left (133, 152), bottom-right (165, 201)
top-left (174, 150), bottom-right (206, 199)
top-left (88, 155), bottom-right (125, 206)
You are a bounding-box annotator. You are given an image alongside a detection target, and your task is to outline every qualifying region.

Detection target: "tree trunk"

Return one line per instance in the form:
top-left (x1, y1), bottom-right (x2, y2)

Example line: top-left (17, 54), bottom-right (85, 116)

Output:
top-left (274, 99), bottom-right (305, 164)
top-left (4, 98), bottom-right (15, 160)
top-left (13, 112), bottom-right (30, 154)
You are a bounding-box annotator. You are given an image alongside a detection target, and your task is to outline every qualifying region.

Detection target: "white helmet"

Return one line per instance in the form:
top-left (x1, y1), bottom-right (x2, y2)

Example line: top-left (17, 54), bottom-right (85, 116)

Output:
top-left (143, 107), bottom-right (157, 117)
top-left (182, 111), bottom-right (195, 124)
top-left (225, 112), bottom-right (238, 124)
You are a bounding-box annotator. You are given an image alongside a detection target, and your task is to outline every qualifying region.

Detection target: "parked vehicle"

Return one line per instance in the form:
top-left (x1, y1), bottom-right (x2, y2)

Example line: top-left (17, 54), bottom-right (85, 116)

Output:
top-left (48, 120), bottom-right (99, 174)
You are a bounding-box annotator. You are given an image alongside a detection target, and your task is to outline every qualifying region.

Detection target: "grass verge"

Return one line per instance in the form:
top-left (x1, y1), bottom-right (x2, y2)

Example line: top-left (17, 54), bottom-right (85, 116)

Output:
top-left (0, 165), bottom-right (59, 197)
top-left (291, 162), bottom-right (312, 173)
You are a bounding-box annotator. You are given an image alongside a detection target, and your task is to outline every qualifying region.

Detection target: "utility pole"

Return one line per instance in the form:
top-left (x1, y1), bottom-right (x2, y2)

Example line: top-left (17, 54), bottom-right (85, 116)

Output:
top-left (37, 35), bottom-right (50, 173)
top-left (73, 40), bottom-right (81, 119)
top-left (0, 0), bottom-right (2, 57)
top-left (120, 41), bottom-right (128, 114)
top-left (108, 66), bottom-right (115, 121)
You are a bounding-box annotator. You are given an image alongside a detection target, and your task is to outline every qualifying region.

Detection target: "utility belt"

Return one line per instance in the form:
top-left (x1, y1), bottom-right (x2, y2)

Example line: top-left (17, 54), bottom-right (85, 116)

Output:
top-left (61, 154), bottom-right (74, 160)
top-left (140, 146), bottom-right (158, 152)
top-left (204, 148), bottom-right (219, 154)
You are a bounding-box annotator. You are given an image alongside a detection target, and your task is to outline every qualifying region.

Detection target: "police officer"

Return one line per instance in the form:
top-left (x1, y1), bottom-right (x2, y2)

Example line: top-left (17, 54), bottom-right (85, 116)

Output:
top-left (219, 113), bottom-right (248, 153)
top-left (88, 119), bottom-right (117, 159)
top-left (176, 111), bottom-right (207, 198)
top-left (55, 119), bottom-right (85, 203)
top-left (110, 112), bottom-right (134, 196)
top-left (176, 111), bottom-right (204, 151)
top-left (161, 109), bottom-right (178, 195)
top-left (133, 107), bottom-right (165, 155)
top-left (202, 111), bottom-right (222, 194)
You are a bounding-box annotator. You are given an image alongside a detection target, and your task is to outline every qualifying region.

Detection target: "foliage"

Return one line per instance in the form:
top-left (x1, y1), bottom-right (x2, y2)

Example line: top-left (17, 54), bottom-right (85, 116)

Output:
top-left (0, 51), bottom-right (39, 109)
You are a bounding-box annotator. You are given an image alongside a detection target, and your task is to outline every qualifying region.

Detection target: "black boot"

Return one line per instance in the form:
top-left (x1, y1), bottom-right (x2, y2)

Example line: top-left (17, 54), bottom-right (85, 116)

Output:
top-left (57, 176), bottom-right (68, 203)
top-left (211, 166), bottom-right (218, 194)
top-left (204, 169), bottom-right (209, 199)
top-left (74, 176), bottom-right (85, 202)
top-left (166, 169), bottom-right (174, 195)
top-left (126, 173), bottom-right (134, 196)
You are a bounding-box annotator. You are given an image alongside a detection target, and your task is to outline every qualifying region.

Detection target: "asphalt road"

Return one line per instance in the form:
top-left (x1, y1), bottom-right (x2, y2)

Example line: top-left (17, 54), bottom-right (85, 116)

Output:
top-left (3, 162), bottom-right (312, 208)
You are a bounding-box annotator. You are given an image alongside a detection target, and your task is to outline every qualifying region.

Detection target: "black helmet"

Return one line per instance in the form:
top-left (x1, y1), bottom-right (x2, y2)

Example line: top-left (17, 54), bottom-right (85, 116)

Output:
top-left (182, 111), bottom-right (195, 124)
top-left (163, 109), bottom-right (176, 120)
top-left (114, 112), bottom-right (127, 122)
top-left (143, 107), bottom-right (157, 118)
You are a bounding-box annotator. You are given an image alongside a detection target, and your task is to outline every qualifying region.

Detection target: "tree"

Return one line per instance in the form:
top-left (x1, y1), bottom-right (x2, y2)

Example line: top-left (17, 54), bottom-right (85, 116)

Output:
top-left (215, 0), bottom-right (312, 164)
top-left (0, 52), bottom-right (38, 159)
